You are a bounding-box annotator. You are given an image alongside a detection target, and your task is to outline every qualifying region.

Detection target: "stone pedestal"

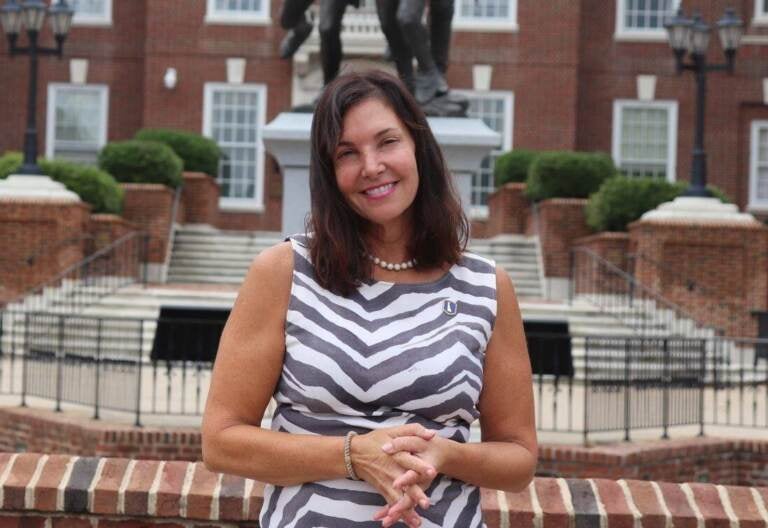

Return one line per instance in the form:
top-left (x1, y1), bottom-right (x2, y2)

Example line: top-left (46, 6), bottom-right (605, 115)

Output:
top-left (262, 113), bottom-right (501, 237)
top-left (630, 197), bottom-right (768, 337)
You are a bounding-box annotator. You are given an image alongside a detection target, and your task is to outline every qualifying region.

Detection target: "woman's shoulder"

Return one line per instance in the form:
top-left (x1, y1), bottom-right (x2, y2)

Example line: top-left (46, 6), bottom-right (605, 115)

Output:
top-left (240, 241), bottom-right (294, 301)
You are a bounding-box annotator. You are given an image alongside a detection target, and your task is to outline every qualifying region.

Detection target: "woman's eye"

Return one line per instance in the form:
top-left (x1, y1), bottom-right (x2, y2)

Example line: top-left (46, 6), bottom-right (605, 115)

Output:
top-left (382, 137), bottom-right (399, 146)
top-left (337, 150), bottom-right (353, 159)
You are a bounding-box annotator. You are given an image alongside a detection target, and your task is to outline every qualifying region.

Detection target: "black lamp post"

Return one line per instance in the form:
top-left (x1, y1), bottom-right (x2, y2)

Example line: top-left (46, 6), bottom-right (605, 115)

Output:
top-left (0, 0), bottom-right (74, 176)
top-left (665, 8), bottom-right (744, 197)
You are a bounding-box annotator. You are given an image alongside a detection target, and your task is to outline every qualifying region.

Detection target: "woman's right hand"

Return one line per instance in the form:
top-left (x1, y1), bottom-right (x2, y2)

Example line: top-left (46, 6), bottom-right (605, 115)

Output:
top-left (350, 424), bottom-right (437, 527)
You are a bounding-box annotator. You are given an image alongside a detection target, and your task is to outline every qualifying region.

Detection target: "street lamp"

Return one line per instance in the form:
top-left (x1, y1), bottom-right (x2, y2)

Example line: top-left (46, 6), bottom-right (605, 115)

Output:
top-left (0, 0), bottom-right (74, 176)
top-left (665, 8), bottom-right (744, 197)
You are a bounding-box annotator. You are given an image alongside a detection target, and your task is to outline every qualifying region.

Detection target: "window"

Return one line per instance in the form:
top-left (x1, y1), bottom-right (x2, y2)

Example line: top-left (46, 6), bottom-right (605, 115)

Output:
top-left (205, 0), bottom-right (270, 25)
top-left (754, 0), bottom-right (768, 25)
top-left (454, 0), bottom-right (517, 30)
top-left (71, 0), bottom-right (111, 26)
top-left (457, 91), bottom-right (514, 218)
top-left (45, 84), bottom-right (109, 164)
top-left (612, 100), bottom-right (678, 181)
top-left (203, 83), bottom-right (267, 210)
top-left (615, 0), bottom-right (680, 40)
top-left (749, 121), bottom-right (768, 209)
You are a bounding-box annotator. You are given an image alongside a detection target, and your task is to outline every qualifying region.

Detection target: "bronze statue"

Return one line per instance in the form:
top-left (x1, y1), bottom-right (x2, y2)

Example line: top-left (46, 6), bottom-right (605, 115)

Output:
top-left (279, 0), bottom-right (360, 85)
top-left (375, 0), bottom-right (467, 116)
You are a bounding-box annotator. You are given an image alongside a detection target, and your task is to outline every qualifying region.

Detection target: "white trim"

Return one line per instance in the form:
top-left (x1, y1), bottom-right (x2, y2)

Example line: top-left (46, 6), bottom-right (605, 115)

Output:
top-left (748, 120), bottom-right (768, 210)
top-left (203, 82), bottom-right (267, 211)
top-left (612, 99), bottom-right (678, 182)
top-left (455, 89), bottom-right (514, 216)
top-left (204, 0), bottom-right (271, 25)
top-left (754, 0), bottom-right (768, 25)
top-left (614, 0), bottom-right (680, 41)
top-left (453, 0), bottom-right (517, 32)
top-left (72, 0), bottom-right (112, 26)
top-left (45, 83), bottom-right (109, 162)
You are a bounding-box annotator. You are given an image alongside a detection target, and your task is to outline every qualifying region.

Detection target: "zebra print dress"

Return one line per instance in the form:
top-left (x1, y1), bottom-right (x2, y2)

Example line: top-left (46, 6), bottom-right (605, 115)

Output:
top-left (260, 235), bottom-right (498, 527)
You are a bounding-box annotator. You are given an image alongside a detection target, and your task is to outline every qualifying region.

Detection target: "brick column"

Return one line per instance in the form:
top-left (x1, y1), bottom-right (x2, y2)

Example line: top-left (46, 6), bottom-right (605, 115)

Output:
top-left (181, 172), bottom-right (220, 225)
top-left (0, 199), bottom-right (90, 304)
top-left (485, 182), bottom-right (529, 237)
top-left (629, 219), bottom-right (768, 337)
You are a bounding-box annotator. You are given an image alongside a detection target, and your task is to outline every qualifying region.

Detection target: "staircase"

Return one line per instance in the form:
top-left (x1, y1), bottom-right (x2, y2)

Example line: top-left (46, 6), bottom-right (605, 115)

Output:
top-left (167, 227), bottom-right (545, 298)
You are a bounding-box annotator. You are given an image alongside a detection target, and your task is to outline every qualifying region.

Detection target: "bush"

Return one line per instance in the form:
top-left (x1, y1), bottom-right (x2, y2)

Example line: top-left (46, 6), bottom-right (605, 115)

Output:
top-left (494, 149), bottom-right (538, 186)
top-left (98, 140), bottom-right (183, 188)
top-left (525, 151), bottom-right (617, 202)
top-left (586, 177), bottom-right (731, 232)
top-left (134, 128), bottom-right (220, 176)
top-left (0, 151), bottom-right (123, 214)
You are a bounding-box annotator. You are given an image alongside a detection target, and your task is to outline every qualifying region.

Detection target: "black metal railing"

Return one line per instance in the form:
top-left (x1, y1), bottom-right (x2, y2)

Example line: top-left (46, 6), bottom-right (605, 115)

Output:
top-left (570, 247), bottom-right (720, 338)
top-left (2, 231), bottom-right (149, 315)
top-left (0, 312), bottom-right (765, 440)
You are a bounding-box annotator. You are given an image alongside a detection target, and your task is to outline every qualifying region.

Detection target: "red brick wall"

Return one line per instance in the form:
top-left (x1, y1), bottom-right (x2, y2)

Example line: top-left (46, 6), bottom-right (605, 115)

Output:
top-left (484, 183), bottom-right (530, 237)
top-left (630, 219), bottom-right (768, 337)
top-left (120, 184), bottom-right (176, 263)
top-left (532, 199), bottom-right (592, 278)
top-left (181, 172), bottom-right (219, 225)
top-left (0, 201), bottom-right (90, 304)
top-left (0, 451), bottom-right (765, 527)
top-left (90, 214), bottom-right (138, 249)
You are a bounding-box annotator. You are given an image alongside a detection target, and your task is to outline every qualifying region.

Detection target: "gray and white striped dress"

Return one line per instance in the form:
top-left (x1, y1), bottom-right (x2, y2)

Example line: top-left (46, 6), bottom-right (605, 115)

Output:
top-left (260, 235), bottom-right (497, 527)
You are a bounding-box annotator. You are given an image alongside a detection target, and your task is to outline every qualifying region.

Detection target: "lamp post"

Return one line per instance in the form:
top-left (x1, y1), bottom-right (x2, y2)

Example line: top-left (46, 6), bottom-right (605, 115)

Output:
top-left (0, 0), bottom-right (74, 176)
top-left (664, 8), bottom-right (744, 197)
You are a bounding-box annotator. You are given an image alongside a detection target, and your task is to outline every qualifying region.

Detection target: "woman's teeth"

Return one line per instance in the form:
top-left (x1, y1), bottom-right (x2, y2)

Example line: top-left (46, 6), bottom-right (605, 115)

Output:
top-left (365, 183), bottom-right (394, 197)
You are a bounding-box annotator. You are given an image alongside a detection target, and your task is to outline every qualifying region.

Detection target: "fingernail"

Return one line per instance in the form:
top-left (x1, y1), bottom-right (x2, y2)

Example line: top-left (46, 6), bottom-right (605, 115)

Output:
top-left (427, 468), bottom-right (436, 476)
top-left (420, 499), bottom-right (430, 509)
top-left (381, 443), bottom-right (393, 452)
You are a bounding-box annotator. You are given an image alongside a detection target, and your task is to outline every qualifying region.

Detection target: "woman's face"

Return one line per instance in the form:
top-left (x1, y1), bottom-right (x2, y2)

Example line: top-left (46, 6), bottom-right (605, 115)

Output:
top-left (333, 97), bottom-right (419, 233)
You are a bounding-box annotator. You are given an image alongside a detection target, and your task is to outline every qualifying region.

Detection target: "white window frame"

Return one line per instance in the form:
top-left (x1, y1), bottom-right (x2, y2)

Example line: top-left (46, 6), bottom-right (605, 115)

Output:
top-left (753, 0), bottom-right (768, 26)
top-left (203, 82), bottom-right (267, 212)
top-left (455, 89), bottom-right (514, 219)
top-left (45, 83), bottom-right (109, 163)
top-left (615, 0), bottom-right (681, 42)
top-left (748, 120), bottom-right (768, 210)
top-left (612, 99), bottom-right (678, 182)
top-left (453, 0), bottom-right (518, 32)
top-left (71, 0), bottom-right (112, 26)
top-left (204, 0), bottom-right (271, 25)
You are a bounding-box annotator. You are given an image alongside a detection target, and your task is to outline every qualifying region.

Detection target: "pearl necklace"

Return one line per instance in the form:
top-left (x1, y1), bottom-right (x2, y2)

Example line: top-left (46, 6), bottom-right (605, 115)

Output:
top-left (365, 253), bottom-right (417, 271)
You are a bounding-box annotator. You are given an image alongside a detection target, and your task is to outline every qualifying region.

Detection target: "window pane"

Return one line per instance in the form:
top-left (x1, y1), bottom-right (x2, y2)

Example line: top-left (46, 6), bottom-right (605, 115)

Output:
top-left (214, 0), bottom-right (263, 12)
top-left (458, 0), bottom-right (512, 20)
top-left (618, 105), bottom-right (670, 179)
top-left (466, 95), bottom-right (510, 207)
top-left (208, 88), bottom-right (261, 200)
top-left (52, 87), bottom-right (105, 164)
top-left (72, 0), bottom-right (106, 16)
top-left (624, 0), bottom-right (675, 30)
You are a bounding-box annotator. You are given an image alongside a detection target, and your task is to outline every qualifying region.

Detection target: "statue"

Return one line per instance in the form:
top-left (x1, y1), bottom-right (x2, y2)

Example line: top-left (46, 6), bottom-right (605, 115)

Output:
top-left (279, 0), bottom-right (361, 85)
top-left (375, 0), bottom-right (468, 117)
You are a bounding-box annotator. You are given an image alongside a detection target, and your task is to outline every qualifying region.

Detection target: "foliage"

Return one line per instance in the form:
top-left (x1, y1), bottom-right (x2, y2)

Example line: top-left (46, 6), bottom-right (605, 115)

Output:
top-left (525, 151), bottom-right (617, 201)
top-left (134, 128), bottom-right (220, 176)
top-left (493, 149), bottom-right (538, 186)
top-left (98, 140), bottom-right (183, 188)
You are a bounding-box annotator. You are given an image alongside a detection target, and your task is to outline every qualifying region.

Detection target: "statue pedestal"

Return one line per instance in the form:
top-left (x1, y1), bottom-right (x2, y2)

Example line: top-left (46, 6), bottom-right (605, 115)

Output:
top-left (262, 113), bottom-right (500, 237)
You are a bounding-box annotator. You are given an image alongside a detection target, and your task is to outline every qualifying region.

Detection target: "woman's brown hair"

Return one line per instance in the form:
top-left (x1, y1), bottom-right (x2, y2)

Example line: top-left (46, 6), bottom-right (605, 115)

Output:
top-left (308, 70), bottom-right (469, 296)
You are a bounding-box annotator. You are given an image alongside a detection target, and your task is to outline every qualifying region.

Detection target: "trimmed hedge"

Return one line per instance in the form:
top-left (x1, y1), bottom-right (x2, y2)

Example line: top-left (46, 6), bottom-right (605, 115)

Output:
top-left (134, 128), bottom-right (220, 176)
top-left (586, 177), bottom-right (732, 232)
top-left (0, 151), bottom-right (123, 214)
top-left (494, 149), bottom-right (538, 186)
top-left (525, 151), bottom-right (617, 202)
top-left (98, 140), bottom-right (183, 188)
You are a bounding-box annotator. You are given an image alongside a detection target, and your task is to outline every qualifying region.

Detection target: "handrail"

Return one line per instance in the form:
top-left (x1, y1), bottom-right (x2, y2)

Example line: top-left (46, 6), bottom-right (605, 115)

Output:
top-left (24, 233), bottom-right (95, 266)
top-left (570, 246), bottom-right (724, 337)
top-left (3, 231), bottom-right (148, 313)
top-left (161, 185), bottom-right (183, 283)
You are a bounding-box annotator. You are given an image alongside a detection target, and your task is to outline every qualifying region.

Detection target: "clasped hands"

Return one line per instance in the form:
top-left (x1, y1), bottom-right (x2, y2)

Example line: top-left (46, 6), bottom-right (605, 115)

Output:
top-left (349, 424), bottom-right (447, 528)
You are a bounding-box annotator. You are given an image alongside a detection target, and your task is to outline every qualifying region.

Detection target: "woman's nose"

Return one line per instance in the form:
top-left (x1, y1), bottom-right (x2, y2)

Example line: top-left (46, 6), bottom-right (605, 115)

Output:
top-left (361, 150), bottom-right (383, 178)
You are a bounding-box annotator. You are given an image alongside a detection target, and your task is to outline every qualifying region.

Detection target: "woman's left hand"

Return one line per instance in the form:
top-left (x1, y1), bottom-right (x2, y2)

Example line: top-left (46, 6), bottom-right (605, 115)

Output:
top-left (372, 434), bottom-right (452, 525)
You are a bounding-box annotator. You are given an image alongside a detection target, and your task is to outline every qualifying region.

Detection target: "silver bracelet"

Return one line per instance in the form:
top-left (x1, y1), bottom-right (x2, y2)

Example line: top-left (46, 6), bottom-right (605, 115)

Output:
top-left (343, 431), bottom-right (361, 480)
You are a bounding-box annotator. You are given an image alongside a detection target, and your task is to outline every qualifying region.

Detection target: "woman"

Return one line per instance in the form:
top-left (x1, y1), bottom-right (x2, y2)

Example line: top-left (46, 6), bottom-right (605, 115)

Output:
top-left (202, 70), bottom-right (537, 527)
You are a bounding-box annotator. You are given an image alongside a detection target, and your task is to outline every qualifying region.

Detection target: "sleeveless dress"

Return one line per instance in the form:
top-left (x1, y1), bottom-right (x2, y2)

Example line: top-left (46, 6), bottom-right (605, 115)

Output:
top-left (260, 235), bottom-right (498, 528)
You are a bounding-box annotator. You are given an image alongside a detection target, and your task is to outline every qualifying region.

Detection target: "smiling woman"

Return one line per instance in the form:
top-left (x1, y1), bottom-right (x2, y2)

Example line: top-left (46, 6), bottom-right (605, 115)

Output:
top-left (201, 71), bottom-right (537, 528)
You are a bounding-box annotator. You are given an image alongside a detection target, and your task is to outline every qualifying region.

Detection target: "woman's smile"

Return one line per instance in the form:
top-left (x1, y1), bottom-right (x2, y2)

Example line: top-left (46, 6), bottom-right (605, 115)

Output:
top-left (363, 181), bottom-right (398, 199)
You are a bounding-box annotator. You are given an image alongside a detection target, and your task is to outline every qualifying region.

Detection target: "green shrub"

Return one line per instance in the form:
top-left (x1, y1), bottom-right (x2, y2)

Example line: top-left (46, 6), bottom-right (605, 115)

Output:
top-left (0, 151), bottom-right (123, 214)
top-left (525, 151), bottom-right (617, 202)
top-left (134, 128), bottom-right (220, 176)
top-left (494, 149), bottom-right (538, 186)
top-left (98, 140), bottom-right (183, 188)
top-left (586, 177), bottom-right (731, 232)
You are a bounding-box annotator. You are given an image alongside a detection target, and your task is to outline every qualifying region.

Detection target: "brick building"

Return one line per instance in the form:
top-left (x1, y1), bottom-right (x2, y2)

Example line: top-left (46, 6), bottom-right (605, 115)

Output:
top-left (2, 0), bottom-right (768, 231)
